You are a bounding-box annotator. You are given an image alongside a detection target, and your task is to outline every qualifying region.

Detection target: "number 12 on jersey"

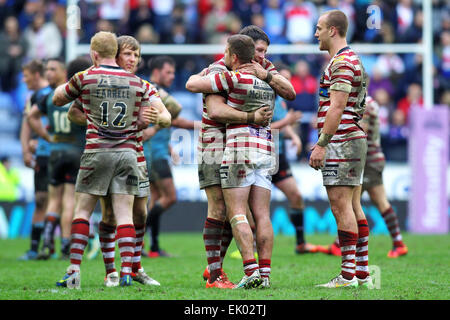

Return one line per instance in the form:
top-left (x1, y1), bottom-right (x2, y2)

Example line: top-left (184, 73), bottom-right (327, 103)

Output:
top-left (100, 101), bottom-right (128, 128)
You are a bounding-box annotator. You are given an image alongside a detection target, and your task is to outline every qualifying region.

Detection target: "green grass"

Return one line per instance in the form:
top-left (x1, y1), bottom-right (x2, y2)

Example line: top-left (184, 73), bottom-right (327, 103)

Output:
top-left (0, 233), bottom-right (449, 300)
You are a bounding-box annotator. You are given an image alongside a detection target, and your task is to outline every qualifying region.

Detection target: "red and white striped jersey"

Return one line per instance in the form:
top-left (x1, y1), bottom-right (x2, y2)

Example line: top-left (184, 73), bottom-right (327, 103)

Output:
top-left (197, 57), bottom-right (279, 162)
top-left (318, 46), bottom-right (367, 142)
top-left (63, 65), bottom-right (152, 153)
top-left (209, 70), bottom-right (276, 165)
top-left (362, 95), bottom-right (385, 164)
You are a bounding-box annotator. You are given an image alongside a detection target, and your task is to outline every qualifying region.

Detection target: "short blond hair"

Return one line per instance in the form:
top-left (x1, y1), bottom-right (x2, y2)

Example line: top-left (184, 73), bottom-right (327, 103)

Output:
top-left (90, 31), bottom-right (118, 59)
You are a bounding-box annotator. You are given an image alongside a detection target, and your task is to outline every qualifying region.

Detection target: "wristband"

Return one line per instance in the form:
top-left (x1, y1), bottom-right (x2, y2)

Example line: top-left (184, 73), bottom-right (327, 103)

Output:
top-left (317, 133), bottom-right (333, 147)
top-left (247, 112), bottom-right (255, 124)
top-left (264, 71), bottom-right (273, 83)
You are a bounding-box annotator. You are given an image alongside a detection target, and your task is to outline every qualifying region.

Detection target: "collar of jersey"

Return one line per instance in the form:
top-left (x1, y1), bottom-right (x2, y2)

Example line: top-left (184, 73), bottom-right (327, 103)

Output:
top-left (99, 64), bottom-right (122, 69)
top-left (336, 46), bottom-right (350, 56)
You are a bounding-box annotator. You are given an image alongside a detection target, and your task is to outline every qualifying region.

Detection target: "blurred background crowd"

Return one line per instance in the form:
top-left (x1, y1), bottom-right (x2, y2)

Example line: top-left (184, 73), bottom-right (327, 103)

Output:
top-left (0, 0), bottom-right (449, 176)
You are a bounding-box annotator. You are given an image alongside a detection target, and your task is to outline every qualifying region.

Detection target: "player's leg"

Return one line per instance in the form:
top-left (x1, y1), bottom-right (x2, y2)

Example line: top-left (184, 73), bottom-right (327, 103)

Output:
top-left (316, 185), bottom-right (359, 288)
top-left (147, 175), bottom-right (177, 256)
top-left (248, 184), bottom-right (273, 288)
top-left (223, 186), bottom-right (261, 289)
top-left (275, 176), bottom-right (318, 253)
top-left (352, 185), bottom-right (373, 288)
top-left (203, 184), bottom-right (229, 286)
top-left (57, 191), bottom-right (99, 289)
top-left (38, 184), bottom-right (63, 259)
top-left (131, 196), bottom-right (160, 285)
top-left (367, 184), bottom-right (407, 257)
top-left (111, 193), bottom-right (136, 286)
top-left (98, 195), bottom-right (119, 286)
top-left (60, 183), bottom-right (76, 258)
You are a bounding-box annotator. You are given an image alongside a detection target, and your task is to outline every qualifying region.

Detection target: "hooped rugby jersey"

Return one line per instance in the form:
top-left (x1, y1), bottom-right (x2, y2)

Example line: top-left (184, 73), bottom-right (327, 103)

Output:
top-left (209, 69), bottom-right (276, 166)
top-left (63, 65), bottom-right (152, 153)
top-left (362, 96), bottom-right (385, 165)
top-left (198, 57), bottom-right (278, 164)
top-left (318, 46), bottom-right (367, 142)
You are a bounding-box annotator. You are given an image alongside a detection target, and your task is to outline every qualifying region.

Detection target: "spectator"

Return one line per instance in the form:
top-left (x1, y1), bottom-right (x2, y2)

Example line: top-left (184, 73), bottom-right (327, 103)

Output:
top-left (373, 88), bottom-right (393, 136)
top-left (287, 60), bottom-right (317, 113)
top-left (135, 23), bottom-right (160, 44)
top-left (203, 0), bottom-right (238, 43)
top-left (98, 0), bottom-right (129, 34)
top-left (319, 0), bottom-right (356, 42)
top-left (95, 19), bottom-right (115, 33)
top-left (368, 66), bottom-right (395, 98)
top-left (399, 8), bottom-right (423, 43)
top-left (373, 52), bottom-right (405, 83)
top-left (232, 0), bottom-right (262, 27)
top-left (128, 0), bottom-right (153, 36)
top-left (263, 0), bottom-right (287, 44)
top-left (283, 0), bottom-right (318, 44)
top-left (393, 0), bottom-right (417, 43)
top-left (78, 0), bottom-right (101, 43)
top-left (384, 109), bottom-right (409, 162)
top-left (397, 82), bottom-right (423, 122)
top-left (0, 16), bottom-right (27, 92)
top-left (152, 0), bottom-right (175, 40)
top-left (23, 12), bottom-right (62, 60)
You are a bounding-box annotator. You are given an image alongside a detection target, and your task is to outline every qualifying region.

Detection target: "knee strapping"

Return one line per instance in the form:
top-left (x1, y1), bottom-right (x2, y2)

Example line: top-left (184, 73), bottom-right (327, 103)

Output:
top-left (230, 214), bottom-right (249, 228)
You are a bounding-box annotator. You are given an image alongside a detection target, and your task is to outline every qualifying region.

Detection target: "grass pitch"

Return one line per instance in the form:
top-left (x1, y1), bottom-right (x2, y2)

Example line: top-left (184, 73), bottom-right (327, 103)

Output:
top-left (0, 233), bottom-right (449, 301)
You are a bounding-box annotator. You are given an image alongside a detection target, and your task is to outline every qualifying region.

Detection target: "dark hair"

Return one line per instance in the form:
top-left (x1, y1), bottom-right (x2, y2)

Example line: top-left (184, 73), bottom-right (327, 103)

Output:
top-left (45, 57), bottom-right (66, 69)
top-left (148, 56), bottom-right (176, 73)
top-left (67, 57), bottom-right (92, 79)
top-left (239, 25), bottom-right (270, 46)
top-left (227, 35), bottom-right (255, 64)
top-left (324, 10), bottom-right (348, 37)
top-left (22, 59), bottom-right (45, 76)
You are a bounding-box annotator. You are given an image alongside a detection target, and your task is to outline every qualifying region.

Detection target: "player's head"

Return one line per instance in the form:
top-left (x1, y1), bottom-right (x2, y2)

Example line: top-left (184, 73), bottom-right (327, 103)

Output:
top-left (148, 56), bottom-right (176, 88)
top-left (67, 57), bottom-right (92, 79)
top-left (45, 57), bottom-right (66, 88)
top-left (90, 31), bottom-right (118, 64)
top-left (116, 35), bottom-right (141, 73)
top-left (315, 10), bottom-right (348, 51)
top-left (22, 59), bottom-right (45, 90)
top-left (239, 25), bottom-right (270, 63)
top-left (224, 34), bottom-right (255, 69)
top-left (274, 62), bottom-right (292, 81)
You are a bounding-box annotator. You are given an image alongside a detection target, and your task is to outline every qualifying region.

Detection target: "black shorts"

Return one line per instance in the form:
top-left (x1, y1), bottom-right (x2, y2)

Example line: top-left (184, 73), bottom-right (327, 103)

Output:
top-left (149, 158), bottom-right (172, 183)
top-left (34, 156), bottom-right (49, 192)
top-left (48, 149), bottom-right (81, 186)
top-left (271, 152), bottom-right (293, 184)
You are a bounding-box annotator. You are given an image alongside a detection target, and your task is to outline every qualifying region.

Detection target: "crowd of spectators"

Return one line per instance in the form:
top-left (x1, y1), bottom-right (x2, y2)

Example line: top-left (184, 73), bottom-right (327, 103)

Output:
top-left (0, 0), bottom-right (449, 163)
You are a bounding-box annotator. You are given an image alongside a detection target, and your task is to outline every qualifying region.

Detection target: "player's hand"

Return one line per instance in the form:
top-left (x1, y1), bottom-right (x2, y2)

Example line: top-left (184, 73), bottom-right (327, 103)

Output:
top-left (22, 151), bottom-right (35, 168)
top-left (142, 106), bottom-right (159, 124)
top-left (309, 144), bottom-right (326, 170)
top-left (254, 106), bottom-right (273, 126)
top-left (238, 60), bottom-right (267, 80)
top-left (291, 134), bottom-right (303, 156)
top-left (199, 67), bottom-right (208, 77)
top-left (28, 139), bottom-right (37, 154)
top-left (285, 109), bottom-right (302, 125)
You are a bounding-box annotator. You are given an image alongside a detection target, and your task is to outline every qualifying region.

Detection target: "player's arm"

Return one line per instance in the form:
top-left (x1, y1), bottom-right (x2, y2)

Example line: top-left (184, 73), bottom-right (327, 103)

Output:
top-left (205, 94), bottom-right (272, 126)
top-left (282, 124), bottom-right (303, 156)
top-left (20, 106), bottom-right (35, 168)
top-left (270, 109), bottom-right (302, 130)
top-left (67, 98), bottom-right (87, 126)
top-left (27, 104), bottom-right (52, 142)
top-left (360, 110), bottom-right (370, 133)
top-left (238, 60), bottom-right (296, 101)
top-left (53, 72), bottom-right (83, 106)
top-left (139, 99), bottom-right (171, 129)
top-left (185, 74), bottom-right (215, 93)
